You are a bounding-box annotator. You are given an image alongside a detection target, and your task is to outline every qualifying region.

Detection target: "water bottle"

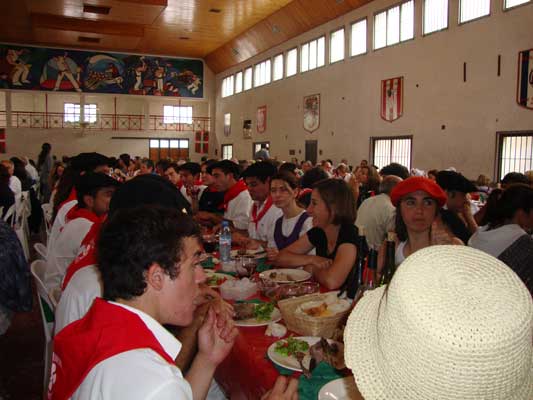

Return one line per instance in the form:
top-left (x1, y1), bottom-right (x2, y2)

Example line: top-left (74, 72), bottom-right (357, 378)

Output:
top-left (219, 221), bottom-right (232, 263)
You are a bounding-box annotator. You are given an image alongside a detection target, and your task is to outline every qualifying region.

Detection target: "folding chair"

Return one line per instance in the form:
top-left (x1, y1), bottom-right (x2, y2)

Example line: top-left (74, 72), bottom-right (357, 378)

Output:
top-left (41, 203), bottom-right (53, 244)
top-left (34, 242), bottom-right (48, 260)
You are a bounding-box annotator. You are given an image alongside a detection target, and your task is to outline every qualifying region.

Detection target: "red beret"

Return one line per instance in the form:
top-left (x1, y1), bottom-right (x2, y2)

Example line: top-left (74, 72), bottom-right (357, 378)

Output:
top-left (390, 177), bottom-right (447, 207)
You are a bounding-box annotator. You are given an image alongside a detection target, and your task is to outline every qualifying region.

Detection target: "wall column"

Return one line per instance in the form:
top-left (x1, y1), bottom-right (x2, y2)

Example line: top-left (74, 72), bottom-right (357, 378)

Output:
top-left (5, 91), bottom-right (12, 128)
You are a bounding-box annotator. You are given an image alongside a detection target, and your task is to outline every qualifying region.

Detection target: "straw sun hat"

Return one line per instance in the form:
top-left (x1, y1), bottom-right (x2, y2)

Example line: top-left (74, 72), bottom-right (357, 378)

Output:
top-left (344, 245), bottom-right (533, 400)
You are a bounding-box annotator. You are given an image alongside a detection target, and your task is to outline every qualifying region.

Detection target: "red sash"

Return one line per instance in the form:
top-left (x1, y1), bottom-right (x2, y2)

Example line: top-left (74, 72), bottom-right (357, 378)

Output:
top-left (61, 220), bottom-right (103, 291)
top-left (65, 206), bottom-right (104, 225)
top-left (251, 196), bottom-right (273, 229)
top-left (58, 188), bottom-right (77, 212)
top-left (220, 180), bottom-right (248, 211)
top-left (48, 299), bottom-right (175, 400)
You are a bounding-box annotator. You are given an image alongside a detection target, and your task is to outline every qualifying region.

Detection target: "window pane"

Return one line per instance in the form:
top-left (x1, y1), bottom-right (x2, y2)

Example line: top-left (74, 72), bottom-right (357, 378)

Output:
top-left (351, 19), bottom-right (367, 56)
top-left (460, 0), bottom-right (490, 23)
top-left (84, 104), bottom-right (97, 123)
top-left (244, 67), bottom-right (252, 90)
top-left (170, 140), bottom-right (179, 148)
top-left (235, 72), bottom-right (243, 93)
top-left (273, 54), bottom-right (283, 81)
top-left (150, 140), bottom-right (159, 148)
top-left (424, 0), bottom-right (448, 33)
top-left (309, 40), bottom-right (317, 70)
top-left (387, 6), bottom-right (400, 45)
top-left (373, 137), bottom-right (412, 170)
top-left (224, 113), bottom-right (231, 126)
top-left (500, 135), bottom-right (533, 179)
top-left (64, 103), bottom-right (80, 123)
top-left (401, 0), bottom-right (414, 40)
top-left (374, 11), bottom-right (387, 49)
top-left (265, 60), bottom-right (271, 84)
top-left (301, 43), bottom-right (309, 72)
top-left (160, 139), bottom-right (169, 148)
top-left (317, 36), bottom-right (325, 67)
top-left (179, 140), bottom-right (188, 148)
top-left (505, 0), bottom-right (529, 8)
top-left (286, 48), bottom-right (297, 77)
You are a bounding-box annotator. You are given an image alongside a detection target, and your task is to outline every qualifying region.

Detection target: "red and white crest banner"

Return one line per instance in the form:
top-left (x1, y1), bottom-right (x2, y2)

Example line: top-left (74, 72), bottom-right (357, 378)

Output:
top-left (381, 77), bottom-right (403, 122)
top-left (257, 105), bottom-right (267, 133)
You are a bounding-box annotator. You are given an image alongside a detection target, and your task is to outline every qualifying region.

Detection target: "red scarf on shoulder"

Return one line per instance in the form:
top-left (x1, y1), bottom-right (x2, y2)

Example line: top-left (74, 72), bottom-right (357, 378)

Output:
top-left (251, 196), bottom-right (273, 229)
top-left (48, 299), bottom-right (175, 400)
top-left (65, 205), bottom-right (105, 225)
top-left (220, 180), bottom-right (248, 211)
top-left (58, 188), bottom-right (77, 212)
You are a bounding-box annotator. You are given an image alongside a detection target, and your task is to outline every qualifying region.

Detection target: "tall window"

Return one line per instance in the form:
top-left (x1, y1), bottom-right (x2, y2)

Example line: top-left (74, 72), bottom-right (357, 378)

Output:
top-left (424, 0), bottom-right (448, 34)
top-left (351, 19), bottom-right (367, 56)
top-left (222, 144), bottom-right (233, 160)
top-left (330, 28), bottom-right (345, 63)
top-left (149, 139), bottom-right (189, 161)
top-left (497, 132), bottom-right (533, 180)
top-left (301, 36), bottom-right (325, 73)
top-left (286, 48), bottom-right (298, 77)
top-left (254, 60), bottom-right (271, 87)
top-left (505, 0), bottom-right (530, 8)
top-left (374, 0), bottom-right (414, 50)
top-left (459, 0), bottom-right (490, 23)
top-left (64, 103), bottom-right (97, 123)
top-left (235, 71), bottom-right (243, 93)
top-left (163, 105), bottom-right (193, 124)
top-left (221, 75), bottom-right (234, 98)
top-left (371, 136), bottom-right (412, 170)
top-left (244, 67), bottom-right (253, 91)
top-left (273, 54), bottom-right (284, 81)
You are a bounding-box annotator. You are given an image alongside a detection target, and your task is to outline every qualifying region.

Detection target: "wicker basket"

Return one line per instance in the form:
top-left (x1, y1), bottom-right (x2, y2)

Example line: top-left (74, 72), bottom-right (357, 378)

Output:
top-left (278, 293), bottom-right (351, 339)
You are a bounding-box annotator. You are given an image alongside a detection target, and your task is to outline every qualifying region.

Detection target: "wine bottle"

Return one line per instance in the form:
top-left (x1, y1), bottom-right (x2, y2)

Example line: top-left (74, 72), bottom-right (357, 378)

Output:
top-left (366, 248), bottom-right (378, 290)
top-left (380, 232), bottom-right (396, 285)
top-left (347, 226), bottom-right (368, 299)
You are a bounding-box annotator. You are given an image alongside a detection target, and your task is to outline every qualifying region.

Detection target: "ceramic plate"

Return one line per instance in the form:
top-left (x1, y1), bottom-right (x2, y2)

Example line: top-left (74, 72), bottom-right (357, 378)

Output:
top-left (259, 269), bottom-right (311, 283)
top-left (234, 306), bottom-right (282, 327)
top-left (205, 271), bottom-right (235, 288)
top-left (318, 377), bottom-right (359, 400)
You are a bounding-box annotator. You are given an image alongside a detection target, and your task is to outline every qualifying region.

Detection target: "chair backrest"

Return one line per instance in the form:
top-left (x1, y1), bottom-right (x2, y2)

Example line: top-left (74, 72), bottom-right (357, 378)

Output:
top-left (42, 203), bottom-right (53, 238)
top-left (30, 260), bottom-right (55, 335)
top-left (34, 242), bottom-right (48, 260)
top-left (3, 203), bottom-right (16, 226)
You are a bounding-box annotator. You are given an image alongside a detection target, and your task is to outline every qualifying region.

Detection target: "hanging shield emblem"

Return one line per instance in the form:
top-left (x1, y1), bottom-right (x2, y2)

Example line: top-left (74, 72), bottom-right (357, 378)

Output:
top-left (303, 94), bottom-right (320, 133)
top-left (517, 49), bottom-right (533, 110)
top-left (381, 77), bottom-right (403, 122)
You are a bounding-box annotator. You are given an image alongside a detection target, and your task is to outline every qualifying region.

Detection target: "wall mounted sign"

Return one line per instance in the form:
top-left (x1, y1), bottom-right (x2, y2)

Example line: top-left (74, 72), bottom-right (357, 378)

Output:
top-left (303, 94), bottom-right (320, 133)
top-left (0, 43), bottom-right (203, 98)
top-left (195, 130), bottom-right (209, 154)
top-left (517, 49), bottom-right (533, 110)
top-left (0, 129), bottom-right (5, 153)
top-left (257, 105), bottom-right (267, 133)
top-left (381, 77), bottom-right (403, 122)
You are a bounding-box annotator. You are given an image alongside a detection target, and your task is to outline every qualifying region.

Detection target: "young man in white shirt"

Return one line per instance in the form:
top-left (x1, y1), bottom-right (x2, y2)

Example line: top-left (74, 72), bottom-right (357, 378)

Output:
top-left (178, 162), bottom-right (207, 209)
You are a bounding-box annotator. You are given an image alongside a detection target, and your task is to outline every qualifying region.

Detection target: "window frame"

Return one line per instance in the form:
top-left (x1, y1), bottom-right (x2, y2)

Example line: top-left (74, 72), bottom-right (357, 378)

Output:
top-left (243, 67), bottom-right (253, 91)
top-left (221, 144), bottom-right (233, 160)
top-left (503, 0), bottom-right (531, 10)
top-left (350, 17), bottom-right (368, 58)
top-left (221, 75), bottom-right (234, 98)
top-left (162, 105), bottom-right (193, 125)
top-left (149, 138), bottom-right (190, 160)
top-left (63, 102), bottom-right (98, 124)
top-left (254, 59), bottom-right (272, 88)
top-left (300, 35), bottom-right (326, 74)
top-left (422, 0), bottom-right (450, 36)
top-left (370, 135), bottom-right (413, 170)
top-left (495, 131), bottom-right (533, 181)
top-left (234, 71), bottom-right (243, 94)
top-left (373, 0), bottom-right (415, 51)
top-left (458, 0), bottom-right (491, 25)
top-left (329, 26), bottom-right (346, 65)
top-left (273, 53), bottom-right (284, 81)
top-left (285, 47), bottom-right (298, 78)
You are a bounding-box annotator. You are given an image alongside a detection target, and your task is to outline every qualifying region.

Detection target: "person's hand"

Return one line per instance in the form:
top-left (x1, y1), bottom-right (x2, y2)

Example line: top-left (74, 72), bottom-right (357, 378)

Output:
top-left (266, 247), bottom-right (279, 262)
top-left (308, 256), bottom-right (332, 270)
top-left (197, 307), bottom-right (238, 367)
top-left (261, 376), bottom-right (299, 400)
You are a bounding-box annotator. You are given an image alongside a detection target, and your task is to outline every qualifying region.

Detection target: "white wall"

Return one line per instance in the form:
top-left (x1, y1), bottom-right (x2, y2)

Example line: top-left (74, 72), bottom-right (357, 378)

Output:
top-left (215, 0), bottom-right (533, 179)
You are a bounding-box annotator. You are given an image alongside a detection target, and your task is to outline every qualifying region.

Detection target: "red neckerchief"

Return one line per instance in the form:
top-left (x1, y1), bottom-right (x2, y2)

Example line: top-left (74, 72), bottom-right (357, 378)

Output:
top-left (251, 196), bottom-right (273, 229)
top-left (65, 206), bottom-right (104, 225)
top-left (194, 178), bottom-right (203, 186)
top-left (220, 180), bottom-right (248, 211)
top-left (61, 219), bottom-right (103, 291)
top-left (48, 299), bottom-right (174, 400)
top-left (58, 188), bottom-right (77, 212)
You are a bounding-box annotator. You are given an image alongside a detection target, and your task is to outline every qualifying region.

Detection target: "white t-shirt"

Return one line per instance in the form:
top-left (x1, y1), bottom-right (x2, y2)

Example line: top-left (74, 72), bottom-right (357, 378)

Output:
top-left (267, 210), bottom-right (314, 249)
top-left (25, 163), bottom-right (39, 181)
top-left (225, 190), bottom-right (252, 230)
top-left (355, 193), bottom-right (396, 250)
top-left (468, 224), bottom-right (527, 258)
top-left (48, 199), bottom-right (77, 252)
top-left (71, 302), bottom-right (193, 400)
top-left (248, 201), bottom-right (282, 242)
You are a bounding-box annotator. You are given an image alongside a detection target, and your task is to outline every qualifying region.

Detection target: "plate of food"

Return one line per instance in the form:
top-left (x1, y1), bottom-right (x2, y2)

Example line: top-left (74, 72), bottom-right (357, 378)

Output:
top-left (234, 302), bottom-right (282, 327)
top-left (267, 336), bottom-right (345, 373)
top-left (295, 293), bottom-right (351, 318)
top-left (318, 376), bottom-right (358, 400)
top-left (205, 271), bottom-right (235, 288)
top-left (260, 269), bottom-right (312, 284)
top-left (231, 247), bottom-right (267, 258)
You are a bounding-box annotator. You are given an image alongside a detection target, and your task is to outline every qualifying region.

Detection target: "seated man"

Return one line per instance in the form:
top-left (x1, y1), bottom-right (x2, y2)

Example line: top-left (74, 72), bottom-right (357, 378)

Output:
top-left (138, 158), bottom-right (155, 175)
top-left (197, 160), bottom-right (251, 230)
top-left (178, 162), bottom-right (207, 209)
top-left (198, 160), bottom-right (225, 214)
top-left (165, 162), bottom-right (183, 188)
top-left (48, 206), bottom-right (239, 400)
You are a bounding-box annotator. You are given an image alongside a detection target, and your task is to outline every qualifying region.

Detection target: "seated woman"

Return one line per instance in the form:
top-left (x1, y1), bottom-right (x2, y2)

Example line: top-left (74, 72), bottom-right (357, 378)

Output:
top-left (349, 165), bottom-right (380, 208)
top-left (382, 177), bottom-right (462, 268)
top-left (469, 184), bottom-right (533, 294)
top-left (275, 179), bottom-right (358, 290)
top-left (266, 172), bottom-right (313, 262)
top-left (0, 164), bottom-right (14, 220)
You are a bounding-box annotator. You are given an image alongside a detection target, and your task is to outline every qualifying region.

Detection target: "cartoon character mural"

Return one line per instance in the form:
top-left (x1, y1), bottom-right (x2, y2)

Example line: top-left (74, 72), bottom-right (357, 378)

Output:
top-left (40, 53), bottom-right (82, 92)
top-left (84, 54), bottom-right (124, 92)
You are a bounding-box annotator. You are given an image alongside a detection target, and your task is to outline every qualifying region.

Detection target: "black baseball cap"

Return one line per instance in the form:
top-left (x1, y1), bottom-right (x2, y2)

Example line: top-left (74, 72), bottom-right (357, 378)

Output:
top-left (436, 170), bottom-right (477, 193)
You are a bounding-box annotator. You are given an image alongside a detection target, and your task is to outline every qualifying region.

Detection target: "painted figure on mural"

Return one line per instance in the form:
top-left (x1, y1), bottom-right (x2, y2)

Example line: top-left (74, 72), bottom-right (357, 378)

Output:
top-left (154, 60), bottom-right (166, 95)
top-left (5, 49), bottom-right (31, 86)
top-left (40, 52), bottom-right (82, 92)
top-left (133, 56), bottom-right (147, 91)
top-left (84, 55), bottom-right (124, 91)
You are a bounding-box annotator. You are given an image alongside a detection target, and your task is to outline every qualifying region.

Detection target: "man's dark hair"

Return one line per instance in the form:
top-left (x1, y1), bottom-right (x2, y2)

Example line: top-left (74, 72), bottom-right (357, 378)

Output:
top-left (201, 159), bottom-right (218, 171)
top-left (156, 159), bottom-right (171, 172)
top-left (208, 160), bottom-right (241, 179)
top-left (98, 206), bottom-right (200, 301)
top-left (75, 172), bottom-right (119, 207)
top-left (241, 161), bottom-right (277, 183)
top-left (380, 163), bottom-right (409, 180)
top-left (166, 162), bottom-right (180, 174)
top-left (488, 184), bottom-right (533, 229)
top-left (279, 162), bottom-right (298, 175)
top-left (501, 172), bottom-right (529, 186)
top-left (141, 158), bottom-right (154, 170)
top-left (301, 167), bottom-right (329, 189)
top-left (119, 153), bottom-right (131, 166)
top-left (178, 162), bottom-right (201, 176)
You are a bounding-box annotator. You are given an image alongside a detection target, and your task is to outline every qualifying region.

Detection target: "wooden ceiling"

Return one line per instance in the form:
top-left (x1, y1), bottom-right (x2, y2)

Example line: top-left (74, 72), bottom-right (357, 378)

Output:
top-left (0, 0), bottom-right (372, 74)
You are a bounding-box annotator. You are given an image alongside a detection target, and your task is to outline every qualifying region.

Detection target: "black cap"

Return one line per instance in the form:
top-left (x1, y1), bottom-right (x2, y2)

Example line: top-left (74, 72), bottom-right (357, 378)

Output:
top-left (501, 172), bottom-right (529, 186)
top-left (70, 152), bottom-right (109, 172)
top-left (436, 170), bottom-right (477, 193)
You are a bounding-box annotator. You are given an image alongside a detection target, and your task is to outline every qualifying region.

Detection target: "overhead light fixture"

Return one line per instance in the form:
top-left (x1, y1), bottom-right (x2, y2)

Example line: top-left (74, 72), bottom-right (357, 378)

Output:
top-left (78, 36), bottom-right (101, 43)
top-left (83, 4), bottom-right (111, 14)
top-left (272, 24), bottom-right (280, 33)
top-left (209, 8), bottom-right (222, 13)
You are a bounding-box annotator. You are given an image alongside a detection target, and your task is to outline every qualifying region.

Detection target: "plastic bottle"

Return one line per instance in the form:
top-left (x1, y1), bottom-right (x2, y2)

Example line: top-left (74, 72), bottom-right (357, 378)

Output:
top-left (219, 221), bottom-right (232, 263)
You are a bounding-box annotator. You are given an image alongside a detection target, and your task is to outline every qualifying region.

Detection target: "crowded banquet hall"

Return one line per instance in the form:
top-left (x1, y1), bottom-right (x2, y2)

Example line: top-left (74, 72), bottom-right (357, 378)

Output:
top-left (0, 0), bottom-right (532, 399)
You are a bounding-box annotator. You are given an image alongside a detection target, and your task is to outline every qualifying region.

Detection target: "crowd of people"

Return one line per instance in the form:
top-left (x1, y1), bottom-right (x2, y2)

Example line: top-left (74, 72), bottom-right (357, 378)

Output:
top-left (0, 145), bottom-right (532, 400)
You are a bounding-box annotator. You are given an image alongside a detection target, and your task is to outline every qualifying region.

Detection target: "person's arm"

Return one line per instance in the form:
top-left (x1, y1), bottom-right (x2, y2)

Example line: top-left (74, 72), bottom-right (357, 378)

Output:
top-left (275, 234), bottom-right (331, 269)
top-left (309, 242), bottom-right (357, 290)
top-left (261, 377), bottom-right (299, 400)
top-left (459, 201), bottom-right (478, 234)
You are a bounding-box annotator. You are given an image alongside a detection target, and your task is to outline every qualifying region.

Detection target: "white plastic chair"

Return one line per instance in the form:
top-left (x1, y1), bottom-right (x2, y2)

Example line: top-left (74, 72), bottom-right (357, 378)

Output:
top-left (41, 203), bottom-right (53, 243)
top-left (3, 203), bottom-right (16, 225)
top-left (34, 242), bottom-right (48, 260)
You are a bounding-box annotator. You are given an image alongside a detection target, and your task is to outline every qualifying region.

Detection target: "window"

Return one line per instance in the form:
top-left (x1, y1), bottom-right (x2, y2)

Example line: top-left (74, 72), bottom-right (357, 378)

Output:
top-left (286, 48), bottom-right (298, 77)
top-left (244, 67), bottom-right (253, 90)
top-left (371, 136), bottom-right (412, 170)
top-left (273, 54), bottom-right (284, 81)
top-left (497, 132), bottom-right (533, 180)
top-left (330, 28), bottom-right (345, 63)
top-left (222, 144), bottom-right (233, 160)
top-left (221, 75), bottom-right (234, 98)
top-left (64, 103), bottom-right (98, 123)
top-left (254, 60), bottom-right (271, 87)
top-left (224, 113), bottom-right (231, 136)
top-left (163, 105), bottom-right (193, 124)
top-left (459, 0), bottom-right (490, 23)
top-left (424, 0), bottom-right (448, 33)
top-left (235, 71), bottom-right (243, 93)
top-left (149, 138), bottom-right (189, 161)
top-left (301, 36), bottom-right (325, 73)
top-left (351, 19), bottom-right (367, 56)
top-left (505, 0), bottom-right (530, 8)
top-left (374, 0), bottom-right (414, 50)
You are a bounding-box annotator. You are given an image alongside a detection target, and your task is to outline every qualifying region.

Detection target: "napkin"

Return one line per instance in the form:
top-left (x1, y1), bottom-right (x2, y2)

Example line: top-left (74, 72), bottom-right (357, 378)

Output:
top-left (298, 362), bottom-right (344, 400)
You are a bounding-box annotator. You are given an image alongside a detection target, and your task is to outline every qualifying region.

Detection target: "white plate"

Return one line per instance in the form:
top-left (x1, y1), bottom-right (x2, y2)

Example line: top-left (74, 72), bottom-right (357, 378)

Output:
top-left (234, 306), bottom-right (282, 327)
top-left (318, 377), bottom-right (359, 400)
top-left (259, 269), bottom-right (311, 283)
top-left (205, 271), bottom-right (236, 288)
top-left (230, 248), bottom-right (266, 258)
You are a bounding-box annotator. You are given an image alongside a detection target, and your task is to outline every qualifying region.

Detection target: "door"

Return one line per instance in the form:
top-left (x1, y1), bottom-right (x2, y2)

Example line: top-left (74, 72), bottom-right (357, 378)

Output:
top-left (305, 140), bottom-right (318, 165)
top-left (253, 141), bottom-right (270, 159)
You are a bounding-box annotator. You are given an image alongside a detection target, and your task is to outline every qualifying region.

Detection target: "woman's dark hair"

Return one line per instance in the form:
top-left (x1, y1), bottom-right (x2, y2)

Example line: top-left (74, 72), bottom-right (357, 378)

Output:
top-left (395, 199), bottom-right (440, 242)
top-left (0, 164), bottom-right (10, 186)
top-left (271, 171), bottom-right (299, 190)
top-left (52, 166), bottom-right (79, 221)
top-left (361, 165), bottom-right (381, 193)
top-left (98, 206), bottom-right (200, 301)
top-left (37, 143), bottom-right (51, 168)
top-left (478, 188), bottom-right (503, 227)
top-left (10, 157), bottom-right (28, 182)
top-left (313, 178), bottom-right (356, 225)
top-left (487, 184), bottom-right (533, 229)
top-left (301, 167), bottom-right (328, 189)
